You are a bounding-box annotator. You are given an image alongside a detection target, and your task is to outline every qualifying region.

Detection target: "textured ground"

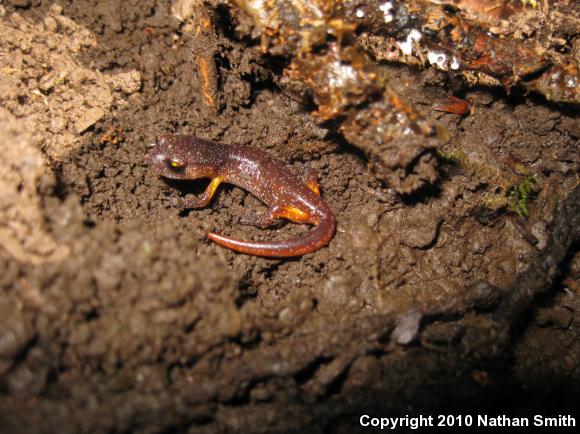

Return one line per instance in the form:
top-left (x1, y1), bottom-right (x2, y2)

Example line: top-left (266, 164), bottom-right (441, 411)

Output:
top-left (0, 1), bottom-right (578, 433)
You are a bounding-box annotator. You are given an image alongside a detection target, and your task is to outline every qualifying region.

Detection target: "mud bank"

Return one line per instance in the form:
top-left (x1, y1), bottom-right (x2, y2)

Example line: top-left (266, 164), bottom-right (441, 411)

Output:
top-left (0, 1), bottom-right (578, 433)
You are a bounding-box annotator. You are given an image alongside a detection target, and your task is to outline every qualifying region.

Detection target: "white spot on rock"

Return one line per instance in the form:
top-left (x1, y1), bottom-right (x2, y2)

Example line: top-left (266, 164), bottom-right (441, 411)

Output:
top-left (379, 2), bottom-right (394, 23)
top-left (428, 51), bottom-right (448, 69)
top-left (392, 308), bottom-right (423, 345)
top-left (328, 61), bottom-right (357, 88)
top-left (450, 57), bottom-right (460, 70)
top-left (397, 29), bottom-right (422, 55)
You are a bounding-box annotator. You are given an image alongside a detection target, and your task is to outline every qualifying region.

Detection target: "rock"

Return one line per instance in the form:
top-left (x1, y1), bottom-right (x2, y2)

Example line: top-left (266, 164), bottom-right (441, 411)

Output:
top-left (110, 71), bottom-right (142, 94)
top-left (75, 107), bottom-right (105, 134)
top-left (391, 308), bottom-right (422, 345)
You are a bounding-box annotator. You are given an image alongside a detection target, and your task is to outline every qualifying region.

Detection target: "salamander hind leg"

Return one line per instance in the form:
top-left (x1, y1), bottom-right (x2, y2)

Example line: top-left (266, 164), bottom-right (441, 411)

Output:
top-left (271, 204), bottom-right (312, 224)
top-left (240, 204), bottom-right (312, 227)
top-left (240, 204), bottom-right (293, 228)
top-left (301, 167), bottom-right (320, 195)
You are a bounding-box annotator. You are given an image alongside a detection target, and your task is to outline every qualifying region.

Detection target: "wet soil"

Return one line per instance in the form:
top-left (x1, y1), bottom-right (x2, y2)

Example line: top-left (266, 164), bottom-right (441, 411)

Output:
top-left (0, 1), bottom-right (579, 433)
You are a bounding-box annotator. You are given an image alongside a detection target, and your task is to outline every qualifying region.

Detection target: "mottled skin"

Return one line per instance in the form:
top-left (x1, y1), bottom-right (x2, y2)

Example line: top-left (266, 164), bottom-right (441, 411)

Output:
top-left (148, 134), bottom-right (335, 257)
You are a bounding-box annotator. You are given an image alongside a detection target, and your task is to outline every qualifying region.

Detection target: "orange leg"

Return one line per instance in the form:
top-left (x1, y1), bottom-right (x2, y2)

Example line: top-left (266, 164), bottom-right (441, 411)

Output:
top-left (301, 167), bottom-right (320, 195)
top-left (180, 176), bottom-right (223, 209)
top-left (241, 204), bottom-right (313, 227)
top-left (240, 203), bottom-right (315, 228)
top-left (271, 205), bottom-right (313, 224)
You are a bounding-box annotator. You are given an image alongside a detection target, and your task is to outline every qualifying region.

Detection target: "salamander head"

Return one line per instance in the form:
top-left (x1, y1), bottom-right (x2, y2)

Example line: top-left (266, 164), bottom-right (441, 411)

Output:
top-left (148, 134), bottom-right (219, 180)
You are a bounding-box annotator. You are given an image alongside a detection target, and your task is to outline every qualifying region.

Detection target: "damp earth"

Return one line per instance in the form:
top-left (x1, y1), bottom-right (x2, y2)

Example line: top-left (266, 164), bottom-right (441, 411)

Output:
top-left (0, 1), bottom-right (579, 433)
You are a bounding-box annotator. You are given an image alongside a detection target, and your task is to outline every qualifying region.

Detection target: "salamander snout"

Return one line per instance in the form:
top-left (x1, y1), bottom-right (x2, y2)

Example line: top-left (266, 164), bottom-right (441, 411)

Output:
top-left (147, 134), bottom-right (189, 179)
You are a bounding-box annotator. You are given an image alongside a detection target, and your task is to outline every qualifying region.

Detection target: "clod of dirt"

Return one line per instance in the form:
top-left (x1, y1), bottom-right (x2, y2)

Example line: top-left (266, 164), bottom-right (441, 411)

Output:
top-left (0, 302), bottom-right (34, 376)
top-left (0, 109), bottom-right (69, 264)
top-left (0, 1), bottom-right (578, 433)
top-left (74, 107), bottom-right (105, 134)
top-left (398, 208), bottom-right (442, 249)
top-left (0, 4), bottom-right (141, 160)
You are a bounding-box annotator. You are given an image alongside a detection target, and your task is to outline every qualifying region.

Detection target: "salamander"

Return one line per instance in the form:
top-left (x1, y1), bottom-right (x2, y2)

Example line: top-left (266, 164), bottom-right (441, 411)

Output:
top-left (148, 134), bottom-right (335, 257)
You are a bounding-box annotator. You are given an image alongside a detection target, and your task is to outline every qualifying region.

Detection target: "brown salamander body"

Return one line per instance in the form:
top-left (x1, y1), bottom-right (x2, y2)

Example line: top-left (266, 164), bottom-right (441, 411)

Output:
top-left (148, 134), bottom-right (335, 257)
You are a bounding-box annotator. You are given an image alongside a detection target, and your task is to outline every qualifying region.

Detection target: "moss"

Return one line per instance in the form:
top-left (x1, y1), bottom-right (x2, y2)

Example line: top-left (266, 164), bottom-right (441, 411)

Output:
top-left (481, 194), bottom-right (508, 210)
top-left (436, 149), bottom-right (467, 164)
top-left (507, 174), bottom-right (540, 217)
top-left (438, 147), bottom-right (540, 217)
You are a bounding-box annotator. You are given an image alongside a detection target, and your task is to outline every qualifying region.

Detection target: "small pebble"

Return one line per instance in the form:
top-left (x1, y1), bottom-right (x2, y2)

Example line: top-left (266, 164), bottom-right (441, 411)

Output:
top-left (110, 71), bottom-right (142, 94)
top-left (392, 308), bottom-right (422, 345)
top-left (75, 107), bottom-right (105, 134)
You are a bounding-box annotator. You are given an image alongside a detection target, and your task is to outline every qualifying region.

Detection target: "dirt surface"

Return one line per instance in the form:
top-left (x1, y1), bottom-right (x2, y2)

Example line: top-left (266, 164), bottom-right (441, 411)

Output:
top-left (0, 1), bottom-right (579, 433)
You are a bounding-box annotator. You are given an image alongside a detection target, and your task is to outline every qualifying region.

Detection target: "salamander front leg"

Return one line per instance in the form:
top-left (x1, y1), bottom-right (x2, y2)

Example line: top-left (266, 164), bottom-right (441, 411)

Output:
top-left (179, 176), bottom-right (223, 209)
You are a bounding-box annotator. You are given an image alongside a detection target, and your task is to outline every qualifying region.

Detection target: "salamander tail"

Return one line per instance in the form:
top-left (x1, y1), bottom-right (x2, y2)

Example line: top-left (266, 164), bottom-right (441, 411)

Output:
top-left (207, 213), bottom-right (335, 257)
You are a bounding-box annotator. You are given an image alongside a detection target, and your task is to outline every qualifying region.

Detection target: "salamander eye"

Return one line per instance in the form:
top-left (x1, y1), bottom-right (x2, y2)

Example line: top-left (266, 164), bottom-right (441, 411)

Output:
top-left (167, 159), bottom-right (185, 172)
